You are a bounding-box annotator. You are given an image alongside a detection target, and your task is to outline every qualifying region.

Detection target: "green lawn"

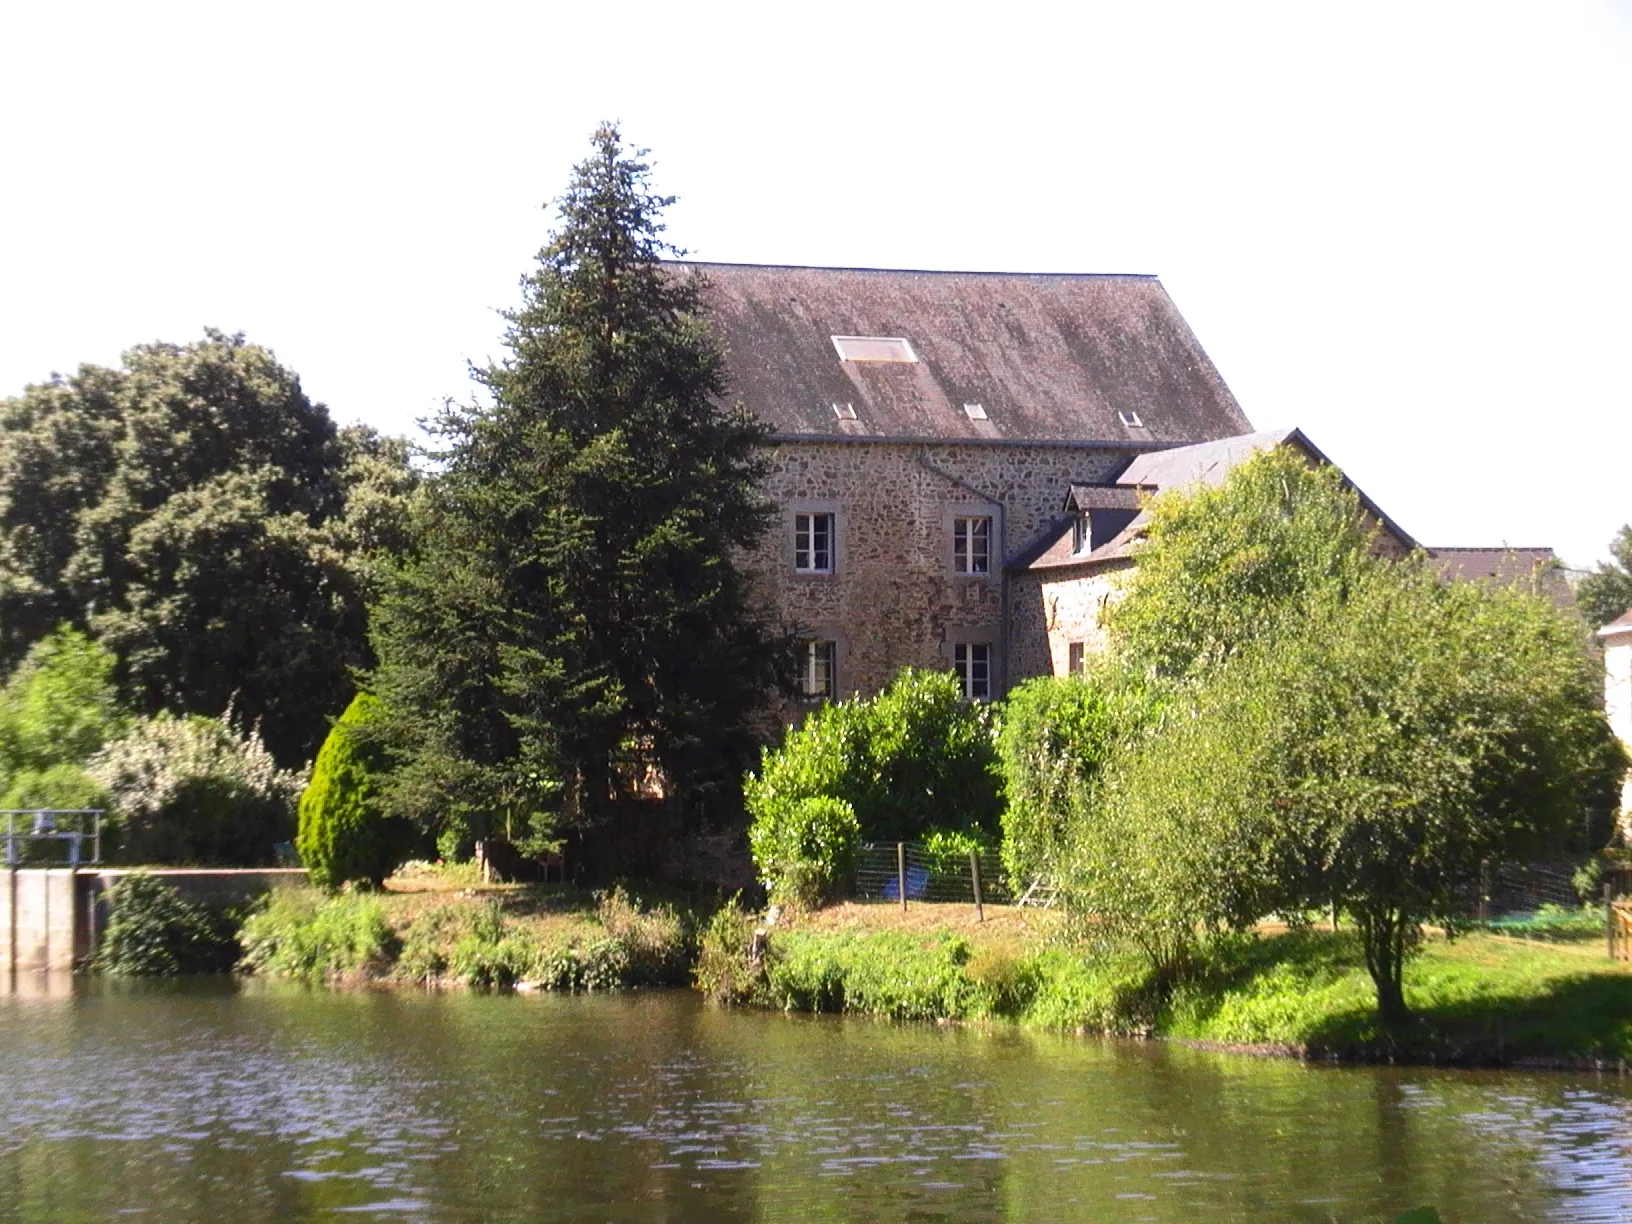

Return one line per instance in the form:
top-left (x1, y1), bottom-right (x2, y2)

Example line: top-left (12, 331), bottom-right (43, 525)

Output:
top-left (764, 906), bottom-right (1632, 1065)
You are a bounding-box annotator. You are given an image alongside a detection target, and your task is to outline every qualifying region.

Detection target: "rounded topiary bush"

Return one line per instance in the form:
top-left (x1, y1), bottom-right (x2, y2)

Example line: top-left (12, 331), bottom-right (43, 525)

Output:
top-left (748, 795), bottom-right (860, 908)
top-left (297, 692), bottom-right (414, 889)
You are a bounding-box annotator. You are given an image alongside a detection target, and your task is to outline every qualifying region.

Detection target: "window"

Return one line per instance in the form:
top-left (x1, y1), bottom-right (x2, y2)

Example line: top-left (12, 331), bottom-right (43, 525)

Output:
top-left (832, 401), bottom-right (857, 420)
top-left (954, 642), bottom-right (992, 700)
top-left (831, 335), bottom-right (917, 363)
top-left (1118, 410), bottom-right (1144, 428)
top-left (1067, 641), bottom-right (1086, 675)
top-left (1072, 514), bottom-right (1091, 555)
top-left (795, 512), bottom-right (834, 573)
top-left (953, 516), bottom-right (991, 575)
top-left (962, 402), bottom-right (987, 420)
top-left (802, 639), bottom-right (836, 700)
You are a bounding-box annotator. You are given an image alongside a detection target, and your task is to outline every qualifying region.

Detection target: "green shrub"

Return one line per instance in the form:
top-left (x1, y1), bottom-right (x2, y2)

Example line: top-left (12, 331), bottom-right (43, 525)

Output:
top-left (237, 888), bottom-right (393, 979)
top-left (919, 826), bottom-right (989, 876)
top-left (745, 668), bottom-right (1001, 893)
top-left (95, 873), bottom-right (239, 975)
top-left (594, 887), bottom-right (691, 985)
top-left (89, 711), bottom-right (304, 865)
top-left (764, 930), bottom-right (979, 1021)
top-left (297, 693), bottom-right (416, 888)
top-left (693, 901), bottom-right (763, 1004)
top-left (748, 795), bottom-right (859, 907)
top-left (0, 628), bottom-right (126, 788)
top-left (964, 945), bottom-right (1041, 1017)
top-left (995, 671), bottom-right (1155, 886)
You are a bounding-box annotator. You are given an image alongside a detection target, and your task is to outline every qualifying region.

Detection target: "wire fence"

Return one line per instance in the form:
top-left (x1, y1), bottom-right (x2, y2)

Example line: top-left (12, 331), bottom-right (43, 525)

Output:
top-left (852, 842), bottom-right (1013, 906)
top-left (1477, 861), bottom-right (1584, 919)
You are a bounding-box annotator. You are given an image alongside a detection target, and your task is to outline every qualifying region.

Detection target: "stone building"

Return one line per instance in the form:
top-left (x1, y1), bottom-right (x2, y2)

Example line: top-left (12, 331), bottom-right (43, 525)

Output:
top-left (681, 262), bottom-right (1251, 705)
top-left (681, 261), bottom-right (1563, 709)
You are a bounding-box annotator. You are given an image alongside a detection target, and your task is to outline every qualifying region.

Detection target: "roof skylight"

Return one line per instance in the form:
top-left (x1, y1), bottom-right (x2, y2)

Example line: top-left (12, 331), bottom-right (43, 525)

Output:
top-left (832, 402), bottom-right (857, 420)
top-left (831, 336), bottom-right (918, 363)
top-left (963, 403), bottom-right (988, 420)
top-left (1118, 410), bottom-right (1145, 428)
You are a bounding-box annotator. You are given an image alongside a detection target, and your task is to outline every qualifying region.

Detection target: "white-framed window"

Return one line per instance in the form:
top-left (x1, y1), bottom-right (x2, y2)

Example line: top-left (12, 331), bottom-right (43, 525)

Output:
top-left (801, 639), bottom-right (837, 700)
top-left (953, 516), bottom-right (991, 575)
top-left (1067, 641), bottom-right (1086, 675)
top-left (954, 642), bottom-right (992, 700)
top-left (1072, 514), bottom-right (1091, 555)
top-left (795, 512), bottom-right (835, 573)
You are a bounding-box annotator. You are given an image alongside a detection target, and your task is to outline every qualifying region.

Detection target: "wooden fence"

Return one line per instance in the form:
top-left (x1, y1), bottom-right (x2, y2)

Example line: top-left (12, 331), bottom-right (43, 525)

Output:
top-left (1609, 900), bottom-right (1632, 961)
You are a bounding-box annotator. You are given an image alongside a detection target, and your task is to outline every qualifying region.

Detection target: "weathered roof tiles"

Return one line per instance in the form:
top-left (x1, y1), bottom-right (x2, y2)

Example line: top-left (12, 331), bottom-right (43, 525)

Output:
top-left (675, 262), bottom-right (1253, 446)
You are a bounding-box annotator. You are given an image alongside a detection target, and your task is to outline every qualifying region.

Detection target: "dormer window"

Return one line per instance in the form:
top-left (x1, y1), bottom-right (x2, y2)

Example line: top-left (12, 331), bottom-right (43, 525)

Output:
top-left (1072, 514), bottom-right (1091, 555)
top-left (831, 336), bottom-right (918, 363)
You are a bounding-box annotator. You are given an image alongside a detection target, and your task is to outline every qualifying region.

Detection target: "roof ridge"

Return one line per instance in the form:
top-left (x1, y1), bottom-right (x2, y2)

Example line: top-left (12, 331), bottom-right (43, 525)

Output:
top-left (669, 259), bottom-right (1160, 280)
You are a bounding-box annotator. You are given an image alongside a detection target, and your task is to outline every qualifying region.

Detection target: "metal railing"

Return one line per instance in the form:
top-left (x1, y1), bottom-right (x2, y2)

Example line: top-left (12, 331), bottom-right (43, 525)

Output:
top-left (2, 809), bottom-right (103, 867)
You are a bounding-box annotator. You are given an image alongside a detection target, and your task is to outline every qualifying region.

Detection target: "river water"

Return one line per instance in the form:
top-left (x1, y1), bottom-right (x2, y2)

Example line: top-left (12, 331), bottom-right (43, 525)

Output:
top-left (2, 978), bottom-right (1629, 1223)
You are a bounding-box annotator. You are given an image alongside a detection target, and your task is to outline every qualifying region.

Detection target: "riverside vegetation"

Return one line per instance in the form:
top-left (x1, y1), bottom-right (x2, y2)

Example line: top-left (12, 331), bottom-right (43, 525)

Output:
top-left (9, 130), bottom-right (1630, 1075)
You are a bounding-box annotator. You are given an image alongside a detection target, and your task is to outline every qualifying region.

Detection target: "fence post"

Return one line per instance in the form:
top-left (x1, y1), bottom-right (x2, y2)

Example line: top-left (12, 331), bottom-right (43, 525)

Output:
top-left (1606, 882), bottom-right (1616, 961)
top-left (970, 850), bottom-right (985, 923)
top-left (1478, 860), bottom-right (1490, 924)
top-left (897, 843), bottom-right (908, 913)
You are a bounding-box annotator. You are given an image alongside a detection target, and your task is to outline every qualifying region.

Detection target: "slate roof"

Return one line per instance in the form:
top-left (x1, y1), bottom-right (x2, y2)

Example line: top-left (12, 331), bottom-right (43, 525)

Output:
top-left (1012, 427), bottom-right (1417, 573)
top-left (675, 262), bottom-right (1253, 445)
top-left (1426, 547), bottom-right (1575, 609)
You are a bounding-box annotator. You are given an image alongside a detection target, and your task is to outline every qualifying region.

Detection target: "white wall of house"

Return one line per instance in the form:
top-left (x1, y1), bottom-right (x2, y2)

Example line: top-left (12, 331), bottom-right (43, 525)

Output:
top-left (1603, 622), bottom-right (1632, 838)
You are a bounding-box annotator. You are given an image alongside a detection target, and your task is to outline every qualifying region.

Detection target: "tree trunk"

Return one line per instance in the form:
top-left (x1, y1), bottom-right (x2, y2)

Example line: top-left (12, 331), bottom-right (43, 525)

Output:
top-left (1355, 906), bottom-right (1412, 1024)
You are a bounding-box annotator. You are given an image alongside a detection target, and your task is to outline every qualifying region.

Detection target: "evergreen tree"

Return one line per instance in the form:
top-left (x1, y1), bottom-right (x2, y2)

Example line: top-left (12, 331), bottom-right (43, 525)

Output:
top-left (1578, 524), bottom-right (1632, 629)
top-left (297, 693), bottom-right (414, 888)
top-left (371, 125), bottom-right (786, 846)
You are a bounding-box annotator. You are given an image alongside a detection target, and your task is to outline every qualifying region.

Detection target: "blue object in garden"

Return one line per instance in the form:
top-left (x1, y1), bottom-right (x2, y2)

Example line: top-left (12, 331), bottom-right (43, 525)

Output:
top-left (882, 866), bottom-right (930, 901)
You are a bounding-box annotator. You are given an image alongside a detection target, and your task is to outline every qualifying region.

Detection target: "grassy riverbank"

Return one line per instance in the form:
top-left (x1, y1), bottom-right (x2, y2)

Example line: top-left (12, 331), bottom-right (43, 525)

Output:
top-left (208, 876), bottom-right (1632, 1067)
top-left (740, 902), bottom-right (1632, 1067)
top-left (236, 872), bottom-right (696, 991)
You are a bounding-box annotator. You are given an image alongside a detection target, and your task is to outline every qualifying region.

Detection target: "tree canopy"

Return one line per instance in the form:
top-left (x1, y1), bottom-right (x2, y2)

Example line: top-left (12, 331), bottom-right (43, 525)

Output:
top-left (370, 125), bottom-right (786, 848)
top-left (0, 332), bottom-right (416, 765)
top-left (1578, 524), bottom-right (1632, 629)
top-left (1041, 446), bottom-right (1625, 1021)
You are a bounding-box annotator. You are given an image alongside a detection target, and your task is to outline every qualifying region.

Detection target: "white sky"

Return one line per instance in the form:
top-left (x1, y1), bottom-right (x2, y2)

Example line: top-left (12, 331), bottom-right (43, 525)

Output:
top-left (2, 0), bottom-right (1628, 567)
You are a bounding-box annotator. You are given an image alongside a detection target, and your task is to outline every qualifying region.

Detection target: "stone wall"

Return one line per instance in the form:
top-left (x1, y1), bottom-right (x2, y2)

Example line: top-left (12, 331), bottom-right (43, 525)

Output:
top-left (1009, 561), bottom-right (1132, 681)
top-left (752, 440), bottom-right (1127, 705)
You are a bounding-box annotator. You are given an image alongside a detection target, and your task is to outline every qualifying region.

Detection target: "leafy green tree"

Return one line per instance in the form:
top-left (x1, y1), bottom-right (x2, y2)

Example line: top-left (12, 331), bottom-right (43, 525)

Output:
top-left (371, 125), bottom-right (786, 845)
top-left (1084, 559), bottom-right (1624, 1021)
top-left (744, 667), bottom-right (1002, 855)
top-left (995, 667), bottom-right (1159, 888)
top-left (0, 627), bottom-right (124, 810)
top-left (297, 693), bottom-right (417, 888)
top-left (1107, 447), bottom-right (1376, 678)
top-left (1578, 524), bottom-right (1632, 629)
top-left (0, 331), bottom-right (414, 765)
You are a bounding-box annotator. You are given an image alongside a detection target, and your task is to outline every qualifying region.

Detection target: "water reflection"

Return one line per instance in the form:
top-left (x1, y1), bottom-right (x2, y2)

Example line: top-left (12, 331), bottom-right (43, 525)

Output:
top-left (0, 978), bottom-right (1629, 1222)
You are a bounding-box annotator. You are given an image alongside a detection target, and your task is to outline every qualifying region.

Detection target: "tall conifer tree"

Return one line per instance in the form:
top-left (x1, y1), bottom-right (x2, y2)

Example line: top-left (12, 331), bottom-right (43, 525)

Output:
top-left (371, 126), bottom-right (785, 845)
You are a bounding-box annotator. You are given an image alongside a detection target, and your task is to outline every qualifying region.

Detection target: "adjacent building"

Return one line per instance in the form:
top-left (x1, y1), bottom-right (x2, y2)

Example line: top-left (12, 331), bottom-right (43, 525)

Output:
top-left (680, 261), bottom-right (1571, 711)
top-left (1602, 611), bottom-right (1632, 836)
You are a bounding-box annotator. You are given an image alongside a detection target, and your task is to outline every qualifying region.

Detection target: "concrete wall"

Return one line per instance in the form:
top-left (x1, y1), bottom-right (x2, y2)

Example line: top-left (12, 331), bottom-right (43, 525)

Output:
top-left (3, 869), bottom-right (78, 972)
top-left (3, 867), bottom-right (307, 977)
top-left (752, 440), bottom-right (1126, 709)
